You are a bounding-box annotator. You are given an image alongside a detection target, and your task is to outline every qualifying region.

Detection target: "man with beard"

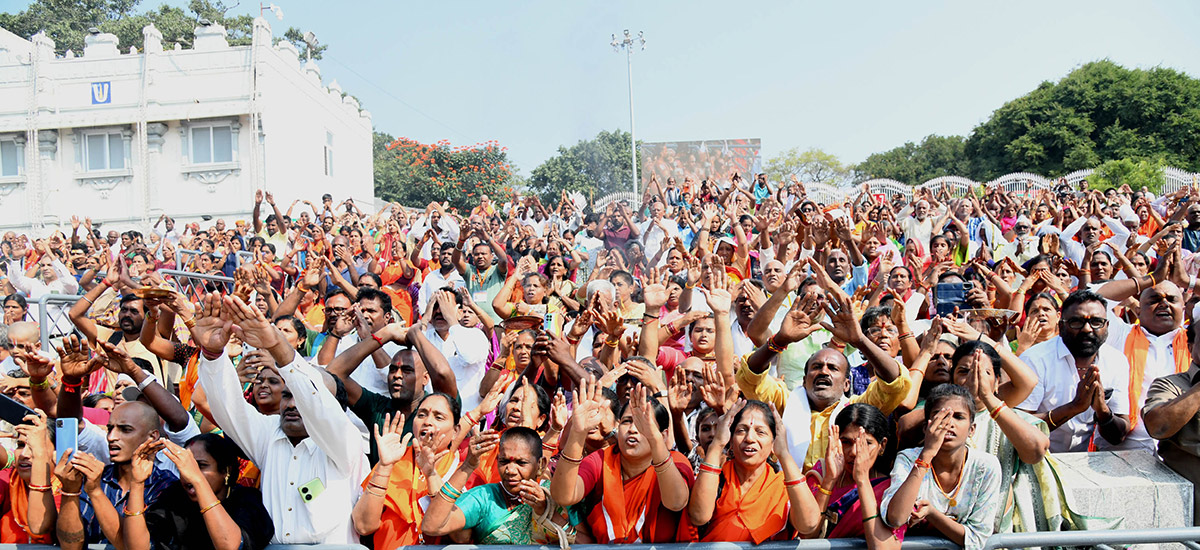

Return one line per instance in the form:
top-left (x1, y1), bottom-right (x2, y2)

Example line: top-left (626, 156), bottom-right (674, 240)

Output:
top-left (194, 293), bottom-right (369, 544)
top-left (736, 262), bottom-right (911, 469)
top-left (69, 274), bottom-right (178, 391)
top-left (325, 319), bottom-right (458, 464)
top-left (452, 223), bottom-right (510, 322)
top-left (1018, 290), bottom-right (1131, 452)
top-left (1094, 277), bottom-right (1189, 450)
top-left (56, 401), bottom-right (176, 550)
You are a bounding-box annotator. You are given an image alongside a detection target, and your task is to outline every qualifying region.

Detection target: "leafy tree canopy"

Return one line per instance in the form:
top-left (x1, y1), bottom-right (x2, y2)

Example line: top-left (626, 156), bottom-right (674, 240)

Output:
top-left (1, 0), bottom-right (322, 58)
top-left (528, 130), bottom-right (641, 203)
top-left (763, 147), bottom-right (849, 186)
top-left (854, 134), bottom-right (969, 184)
top-left (374, 132), bottom-right (516, 212)
top-left (964, 60), bottom-right (1200, 180)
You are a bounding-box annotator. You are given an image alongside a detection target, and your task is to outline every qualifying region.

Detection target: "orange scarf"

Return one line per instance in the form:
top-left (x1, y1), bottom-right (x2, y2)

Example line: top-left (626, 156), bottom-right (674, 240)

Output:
top-left (587, 447), bottom-right (696, 544)
top-left (179, 351), bottom-right (201, 411)
top-left (1, 474), bottom-right (53, 543)
top-left (373, 446), bottom-right (456, 549)
top-left (701, 462), bottom-right (789, 543)
top-left (1123, 326), bottom-right (1190, 429)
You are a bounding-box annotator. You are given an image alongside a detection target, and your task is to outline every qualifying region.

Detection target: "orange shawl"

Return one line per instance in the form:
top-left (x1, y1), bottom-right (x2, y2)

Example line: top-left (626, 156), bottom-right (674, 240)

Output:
top-left (701, 462), bottom-right (789, 543)
top-left (587, 447), bottom-right (697, 544)
top-left (1123, 326), bottom-right (1190, 429)
top-left (372, 446), bottom-right (456, 549)
top-left (179, 351), bottom-right (201, 411)
top-left (1, 474), bottom-right (52, 543)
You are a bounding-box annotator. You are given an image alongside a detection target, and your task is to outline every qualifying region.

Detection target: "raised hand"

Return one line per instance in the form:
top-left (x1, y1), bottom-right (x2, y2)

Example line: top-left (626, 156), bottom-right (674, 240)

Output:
top-left (226, 295), bottom-right (282, 352)
top-left (568, 375), bottom-right (606, 435)
top-left (629, 384), bottom-right (663, 439)
top-left (776, 293), bottom-right (823, 345)
top-left (130, 439), bottom-right (165, 484)
top-left (373, 412), bottom-right (412, 467)
top-left (465, 428), bottom-right (500, 470)
top-left (922, 407), bottom-right (953, 458)
top-left (56, 335), bottom-right (103, 380)
top-left (698, 364), bottom-right (738, 415)
top-left (667, 368), bottom-right (694, 414)
top-left (708, 399), bottom-right (746, 454)
top-left (190, 293), bottom-right (233, 354)
top-left (54, 450), bottom-right (84, 492)
top-left (14, 347), bottom-right (55, 381)
top-left (822, 423), bottom-right (844, 487)
top-left (548, 389), bottom-right (570, 433)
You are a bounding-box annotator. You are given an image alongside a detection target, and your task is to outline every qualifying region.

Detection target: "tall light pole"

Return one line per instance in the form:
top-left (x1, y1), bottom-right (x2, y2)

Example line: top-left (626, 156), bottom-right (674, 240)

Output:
top-left (612, 30), bottom-right (645, 197)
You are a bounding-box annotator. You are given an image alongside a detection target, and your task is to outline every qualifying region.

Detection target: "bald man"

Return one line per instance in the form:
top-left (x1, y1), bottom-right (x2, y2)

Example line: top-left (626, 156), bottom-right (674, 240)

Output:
top-left (1097, 277), bottom-right (1190, 450)
top-left (57, 401), bottom-right (177, 549)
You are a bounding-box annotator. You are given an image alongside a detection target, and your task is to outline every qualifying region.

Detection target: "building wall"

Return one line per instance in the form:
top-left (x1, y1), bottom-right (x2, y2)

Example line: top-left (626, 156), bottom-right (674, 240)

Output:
top-left (0, 19), bottom-right (373, 236)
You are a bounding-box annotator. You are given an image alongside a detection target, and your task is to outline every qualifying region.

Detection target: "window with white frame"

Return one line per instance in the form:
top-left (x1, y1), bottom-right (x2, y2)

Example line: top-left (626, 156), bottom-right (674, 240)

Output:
top-left (82, 131), bottom-right (126, 172)
top-left (189, 124), bottom-right (234, 165)
top-left (0, 138), bottom-right (22, 178)
top-left (324, 131), bottom-right (334, 176)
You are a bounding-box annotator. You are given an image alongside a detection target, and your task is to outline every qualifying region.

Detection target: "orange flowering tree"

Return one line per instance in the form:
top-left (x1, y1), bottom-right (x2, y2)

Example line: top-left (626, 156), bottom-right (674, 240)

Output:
top-left (373, 132), bottom-right (516, 212)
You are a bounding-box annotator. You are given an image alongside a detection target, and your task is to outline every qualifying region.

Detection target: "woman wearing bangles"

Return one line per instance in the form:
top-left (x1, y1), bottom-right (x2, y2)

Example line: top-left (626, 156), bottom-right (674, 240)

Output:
top-left (549, 379), bottom-right (698, 544)
top-left (881, 384), bottom-right (1002, 550)
top-left (352, 395), bottom-right (461, 549)
top-left (1, 410), bottom-right (56, 543)
top-left (122, 435), bottom-right (273, 550)
top-left (688, 400), bottom-right (821, 542)
top-left (422, 427), bottom-right (574, 545)
top-left (802, 404), bottom-right (903, 549)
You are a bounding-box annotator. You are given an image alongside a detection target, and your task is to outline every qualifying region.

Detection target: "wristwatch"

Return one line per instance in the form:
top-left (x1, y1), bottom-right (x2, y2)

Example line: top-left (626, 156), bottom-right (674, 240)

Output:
top-left (137, 374), bottom-right (159, 391)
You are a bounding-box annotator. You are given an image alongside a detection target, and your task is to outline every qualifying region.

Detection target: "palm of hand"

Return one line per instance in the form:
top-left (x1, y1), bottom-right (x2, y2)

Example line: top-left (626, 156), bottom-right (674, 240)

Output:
top-left (192, 317), bottom-right (230, 352)
top-left (19, 354), bottom-right (54, 378)
top-left (643, 284), bottom-right (668, 309)
top-left (377, 433), bottom-right (407, 465)
top-left (706, 288), bottom-right (733, 314)
top-left (60, 350), bottom-right (95, 379)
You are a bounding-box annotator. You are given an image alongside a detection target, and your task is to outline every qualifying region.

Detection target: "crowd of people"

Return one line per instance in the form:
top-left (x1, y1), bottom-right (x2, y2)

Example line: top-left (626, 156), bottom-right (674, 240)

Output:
top-left (0, 173), bottom-right (1195, 550)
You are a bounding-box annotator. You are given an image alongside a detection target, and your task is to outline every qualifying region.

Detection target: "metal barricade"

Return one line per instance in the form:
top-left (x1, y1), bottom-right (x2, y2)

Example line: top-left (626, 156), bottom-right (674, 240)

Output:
top-left (36, 293), bottom-right (82, 352)
top-left (983, 526), bottom-right (1200, 549)
top-left (414, 538), bottom-right (960, 550)
top-left (158, 268), bottom-right (234, 302)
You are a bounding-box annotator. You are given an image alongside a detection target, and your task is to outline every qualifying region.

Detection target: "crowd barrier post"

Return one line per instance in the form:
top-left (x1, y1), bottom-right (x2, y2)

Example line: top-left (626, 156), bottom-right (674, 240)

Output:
top-left (36, 293), bottom-right (82, 352)
top-left (158, 268), bottom-right (235, 302)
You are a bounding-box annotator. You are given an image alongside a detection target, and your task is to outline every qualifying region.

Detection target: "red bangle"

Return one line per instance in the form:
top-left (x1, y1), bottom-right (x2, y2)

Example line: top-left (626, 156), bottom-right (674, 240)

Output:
top-left (913, 458), bottom-right (932, 470)
top-left (61, 378), bottom-right (83, 394)
top-left (784, 478), bottom-right (804, 488)
top-left (698, 463), bottom-right (722, 475)
top-left (766, 335), bottom-right (786, 353)
top-left (371, 333), bottom-right (385, 347)
top-left (100, 279), bottom-right (112, 288)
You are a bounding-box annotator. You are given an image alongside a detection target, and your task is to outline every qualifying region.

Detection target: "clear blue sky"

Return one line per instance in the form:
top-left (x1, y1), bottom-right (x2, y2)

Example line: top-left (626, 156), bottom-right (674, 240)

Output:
top-left (7, 0), bottom-right (1200, 175)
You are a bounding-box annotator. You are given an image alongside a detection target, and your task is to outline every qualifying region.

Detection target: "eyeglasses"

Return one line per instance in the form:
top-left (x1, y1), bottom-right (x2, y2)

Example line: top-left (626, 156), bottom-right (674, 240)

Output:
top-left (1064, 317), bottom-right (1107, 330)
top-left (866, 326), bottom-right (899, 338)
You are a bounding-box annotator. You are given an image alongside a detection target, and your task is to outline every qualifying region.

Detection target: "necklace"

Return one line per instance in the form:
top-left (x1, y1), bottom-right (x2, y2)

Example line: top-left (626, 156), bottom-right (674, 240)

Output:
top-left (931, 450), bottom-right (968, 507)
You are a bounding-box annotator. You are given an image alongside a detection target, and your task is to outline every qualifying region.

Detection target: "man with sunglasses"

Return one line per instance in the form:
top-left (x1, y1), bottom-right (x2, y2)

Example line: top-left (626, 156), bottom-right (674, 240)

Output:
top-left (1017, 289), bottom-right (1131, 452)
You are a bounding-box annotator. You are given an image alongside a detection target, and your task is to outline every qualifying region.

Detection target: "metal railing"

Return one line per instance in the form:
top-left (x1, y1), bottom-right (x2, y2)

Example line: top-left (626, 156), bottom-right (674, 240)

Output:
top-left (36, 293), bottom-right (82, 352)
top-left (158, 268), bottom-right (234, 301)
top-left (984, 526), bottom-right (1200, 549)
top-left (421, 538), bottom-right (959, 550)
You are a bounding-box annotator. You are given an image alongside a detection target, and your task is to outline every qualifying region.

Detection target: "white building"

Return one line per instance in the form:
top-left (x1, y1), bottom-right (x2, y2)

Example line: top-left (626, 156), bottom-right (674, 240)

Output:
top-left (0, 17), bottom-right (373, 234)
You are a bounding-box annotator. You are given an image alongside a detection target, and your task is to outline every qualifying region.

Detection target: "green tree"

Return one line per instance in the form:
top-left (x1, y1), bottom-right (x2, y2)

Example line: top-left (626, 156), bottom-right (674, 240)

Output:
top-left (1087, 158), bottom-right (1167, 193)
top-left (0, 0), bottom-right (309, 55)
top-left (854, 134), bottom-right (969, 184)
top-left (763, 147), bottom-right (849, 185)
top-left (527, 130), bottom-right (641, 203)
top-left (965, 60), bottom-right (1200, 179)
top-left (373, 132), bottom-right (515, 212)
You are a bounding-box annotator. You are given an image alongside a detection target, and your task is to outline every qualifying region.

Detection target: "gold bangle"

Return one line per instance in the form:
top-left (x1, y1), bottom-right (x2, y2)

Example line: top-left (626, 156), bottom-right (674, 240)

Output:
top-left (817, 484), bottom-right (832, 496)
top-left (123, 508), bottom-right (146, 517)
top-left (199, 501), bottom-right (222, 515)
top-left (184, 318), bottom-right (196, 329)
top-left (366, 488), bottom-right (386, 498)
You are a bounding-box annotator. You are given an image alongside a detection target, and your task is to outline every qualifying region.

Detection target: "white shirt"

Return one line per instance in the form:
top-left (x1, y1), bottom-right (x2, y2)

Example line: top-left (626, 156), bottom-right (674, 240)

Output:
top-left (1102, 315), bottom-right (1182, 451)
top-left (1018, 337), bottom-right (1131, 453)
top-left (638, 218), bottom-right (680, 266)
top-left (199, 351), bottom-right (369, 545)
top-left (418, 268), bottom-right (466, 313)
top-left (424, 325), bottom-right (489, 411)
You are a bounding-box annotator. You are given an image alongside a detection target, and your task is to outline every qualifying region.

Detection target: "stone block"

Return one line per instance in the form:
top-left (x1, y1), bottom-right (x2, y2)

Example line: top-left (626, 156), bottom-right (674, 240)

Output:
top-left (1053, 450), bottom-right (1193, 548)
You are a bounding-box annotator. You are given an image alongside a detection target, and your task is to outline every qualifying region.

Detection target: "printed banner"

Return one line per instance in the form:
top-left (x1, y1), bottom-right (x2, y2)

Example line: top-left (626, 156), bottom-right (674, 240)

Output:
top-left (641, 138), bottom-right (762, 186)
